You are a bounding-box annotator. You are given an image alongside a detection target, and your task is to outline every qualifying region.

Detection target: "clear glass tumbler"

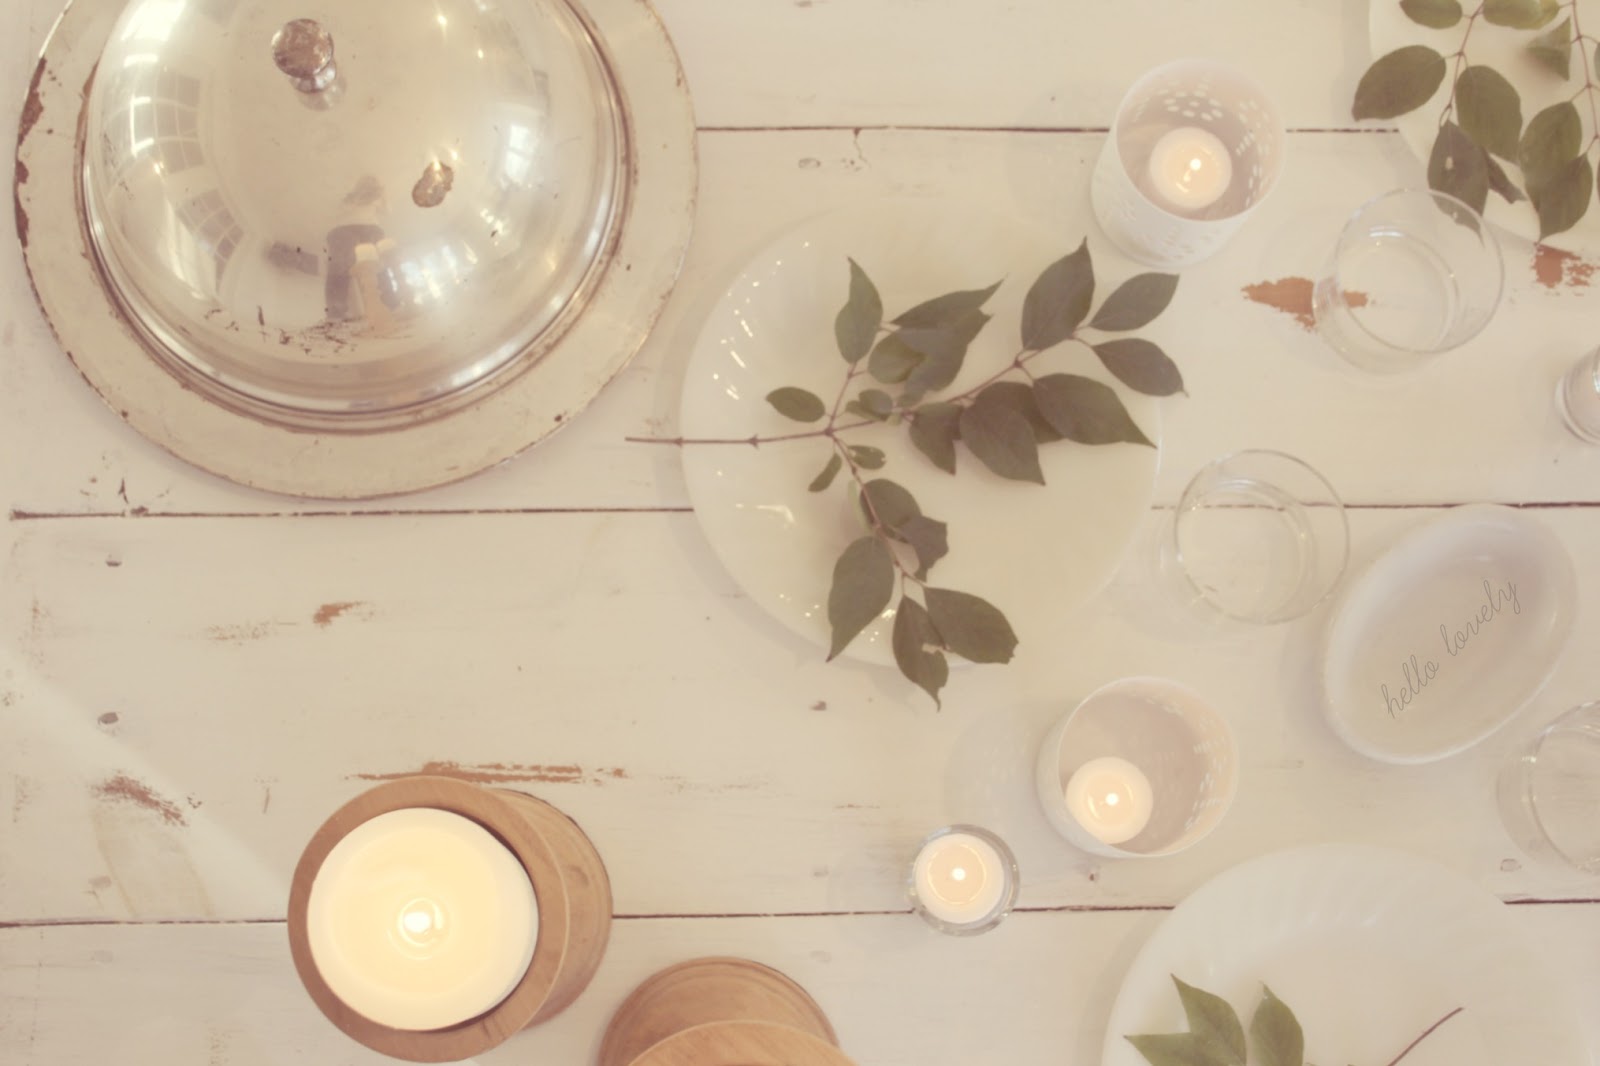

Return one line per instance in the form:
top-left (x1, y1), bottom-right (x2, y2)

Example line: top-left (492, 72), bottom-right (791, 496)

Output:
top-left (1313, 189), bottom-right (1504, 373)
top-left (1497, 700), bottom-right (1600, 874)
top-left (1160, 450), bottom-right (1349, 625)
top-left (1556, 346), bottom-right (1600, 444)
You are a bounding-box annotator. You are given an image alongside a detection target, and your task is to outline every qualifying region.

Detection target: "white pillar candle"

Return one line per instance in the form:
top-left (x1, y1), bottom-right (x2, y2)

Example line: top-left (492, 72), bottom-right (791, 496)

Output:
top-left (1146, 126), bottom-right (1233, 213)
top-left (1064, 756), bottom-right (1154, 846)
top-left (306, 807), bottom-right (539, 1031)
top-left (911, 831), bottom-right (1007, 925)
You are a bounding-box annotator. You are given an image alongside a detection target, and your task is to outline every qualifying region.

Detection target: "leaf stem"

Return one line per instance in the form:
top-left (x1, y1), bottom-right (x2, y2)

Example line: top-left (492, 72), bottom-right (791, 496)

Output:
top-left (1382, 1006), bottom-right (1464, 1066)
top-left (1569, 0), bottom-right (1600, 161)
top-left (625, 418), bottom-right (876, 447)
top-left (1437, 5), bottom-right (1484, 128)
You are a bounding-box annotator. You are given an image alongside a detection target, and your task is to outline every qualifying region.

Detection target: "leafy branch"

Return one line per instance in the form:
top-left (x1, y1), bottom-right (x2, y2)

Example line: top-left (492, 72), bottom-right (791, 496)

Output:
top-left (1127, 975), bottom-right (1464, 1066)
top-left (1353, 0), bottom-right (1600, 237)
top-left (640, 243), bottom-right (1181, 705)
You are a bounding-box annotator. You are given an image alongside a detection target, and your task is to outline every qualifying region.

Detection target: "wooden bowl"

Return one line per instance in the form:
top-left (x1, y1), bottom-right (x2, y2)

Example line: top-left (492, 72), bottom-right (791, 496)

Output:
top-left (599, 957), bottom-right (857, 1066)
top-left (286, 776), bottom-right (612, 1062)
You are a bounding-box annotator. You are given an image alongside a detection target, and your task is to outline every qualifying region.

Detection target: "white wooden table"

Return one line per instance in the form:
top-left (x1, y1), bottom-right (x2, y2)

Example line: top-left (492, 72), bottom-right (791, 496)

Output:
top-left (3, 1), bottom-right (1599, 1062)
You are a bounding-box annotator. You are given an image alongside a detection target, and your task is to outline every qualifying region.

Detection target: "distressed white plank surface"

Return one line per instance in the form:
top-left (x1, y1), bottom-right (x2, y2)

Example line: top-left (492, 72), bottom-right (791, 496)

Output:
top-left (3, 506), bottom-right (1598, 924)
top-left (5, 128), bottom-right (1600, 516)
top-left (5, 907), bottom-right (1599, 1066)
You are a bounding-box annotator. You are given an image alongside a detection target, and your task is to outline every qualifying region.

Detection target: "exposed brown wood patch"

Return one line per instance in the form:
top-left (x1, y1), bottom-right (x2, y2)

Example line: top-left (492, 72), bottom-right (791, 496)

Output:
top-left (353, 761), bottom-right (630, 785)
top-left (205, 621), bottom-right (292, 643)
top-left (92, 773), bottom-right (187, 827)
top-left (1241, 276), bottom-right (1366, 330)
top-left (1532, 244), bottom-right (1597, 290)
top-left (312, 600), bottom-right (366, 627)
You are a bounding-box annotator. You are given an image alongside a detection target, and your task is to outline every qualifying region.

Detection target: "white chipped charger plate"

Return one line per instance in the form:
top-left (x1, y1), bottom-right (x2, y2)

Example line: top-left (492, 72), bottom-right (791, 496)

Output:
top-left (1102, 844), bottom-right (1588, 1066)
top-left (678, 201), bottom-right (1162, 666)
top-left (1321, 504), bottom-right (1576, 764)
top-left (1369, 0), bottom-right (1600, 252)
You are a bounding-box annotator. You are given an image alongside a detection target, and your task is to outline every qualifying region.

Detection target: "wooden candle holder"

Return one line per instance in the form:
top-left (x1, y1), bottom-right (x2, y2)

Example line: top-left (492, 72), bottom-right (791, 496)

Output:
top-left (599, 957), bottom-right (858, 1066)
top-left (287, 775), bottom-right (612, 1062)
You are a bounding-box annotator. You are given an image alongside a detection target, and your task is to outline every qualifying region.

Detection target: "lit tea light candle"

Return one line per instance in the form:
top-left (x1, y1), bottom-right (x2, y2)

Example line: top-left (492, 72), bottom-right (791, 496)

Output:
top-left (306, 807), bottom-right (539, 1031)
top-left (1146, 126), bottom-right (1233, 213)
top-left (1064, 756), bottom-right (1154, 846)
top-left (910, 829), bottom-right (1009, 927)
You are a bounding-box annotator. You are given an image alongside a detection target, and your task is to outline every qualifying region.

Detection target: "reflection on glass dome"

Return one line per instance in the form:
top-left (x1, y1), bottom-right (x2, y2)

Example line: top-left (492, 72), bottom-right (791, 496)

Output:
top-left (82, 0), bottom-right (626, 427)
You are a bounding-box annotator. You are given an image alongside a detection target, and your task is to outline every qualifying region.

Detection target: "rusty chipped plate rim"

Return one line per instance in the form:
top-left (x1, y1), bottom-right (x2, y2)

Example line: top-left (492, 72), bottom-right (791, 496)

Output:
top-left (15, 0), bottom-right (696, 499)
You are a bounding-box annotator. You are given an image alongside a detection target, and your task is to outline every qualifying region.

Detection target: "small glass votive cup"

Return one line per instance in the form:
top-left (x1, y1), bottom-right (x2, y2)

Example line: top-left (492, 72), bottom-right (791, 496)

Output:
top-left (1497, 700), bottom-right (1600, 875)
top-left (1158, 449), bottom-right (1349, 626)
top-left (906, 824), bottom-right (1019, 936)
top-left (1090, 58), bottom-right (1285, 268)
top-left (1556, 345), bottom-right (1600, 443)
top-left (1313, 189), bottom-right (1504, 373)
top-left (1035, 677), bottom-right (1237, 858)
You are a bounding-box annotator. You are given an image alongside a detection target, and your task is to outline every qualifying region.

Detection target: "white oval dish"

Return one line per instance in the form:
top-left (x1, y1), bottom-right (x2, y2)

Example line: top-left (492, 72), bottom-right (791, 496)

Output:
top-left (1321, 504), bottom-right (1576, 764)
top-left (1101, 844), bottom-right (1586, 1066)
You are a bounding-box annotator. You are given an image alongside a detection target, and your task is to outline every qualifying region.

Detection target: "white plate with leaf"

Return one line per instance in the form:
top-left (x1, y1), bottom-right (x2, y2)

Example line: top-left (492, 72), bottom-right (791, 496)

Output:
top-left (676, 200), bottom-right (1179, 703)
top-left (1365, 0), bottom-right (1600, 247)
top-left (1104, 844), bottom-right (1587, 1066)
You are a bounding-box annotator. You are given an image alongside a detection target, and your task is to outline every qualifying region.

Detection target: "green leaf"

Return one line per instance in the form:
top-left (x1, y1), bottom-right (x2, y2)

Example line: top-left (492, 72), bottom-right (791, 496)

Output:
top-left (924, 587), bottom-right (1017, 664)
top-left (1352, 46), bottom-right (1446, 120)
top-left (1526, 17), bottom-right (1572, 79)
top-left (834, 258), bottom-right (882, 364)
top-left (1126, 1033), bottom-right (1223, 1066)
top-left (857, 388), bottom-right (894, 419)
top-left (1486, 154), bottom-right (1527, 204)
top-left (826, 536), bottom-right (893, 660)
top-left (959, 392), bottom-right (1045, 484)
top-left (908, 402), bottom-right (961, 473)
top-left (892, 280), bottom-right (1002, 329)
top-left (1519, 101), bottom-right (1582, 193)
top-left (859, 478), bottom-right (921, 531)
top-left (891, 597), bottom-right (948, 706)
top-left (898, 515), bottom-right (949, 578)
top-left (1483, 0), bottom-right (1558, 28)
top-left (1174, 977), bottom-right (1246, 1066)
top-left (765, 386), bottom-right (827, 423)
top-left (1021, 240), bottom-right (1094, 350)
top-left (1092, 338), bottom-right (1185, 397)
top-left (1455, 66), bottom-right (1522, 160)
top-left (899, 311), bottom-right (993, 402)
top-left (1249, 986), bottom-right (1304, 1066)
top-left (1033, 373), bottom-right (1154, 447)
top-left (978, 380), bottom-right (1062, 442)
top-left (867, 331), bottom-right (923, 385)
top-left (1089, 272), bottom-right (1179, 331)
top-left (848, 445), bottom-right (886, 470)
top-left (1427, 121), bottom-right (1489, 213)
top-left (808, 453), bottom-right (842, 493)
top-left (1531, 153), bottom-right (1593, 238)
top-left (1400, 0), bottom-right (1462, 28)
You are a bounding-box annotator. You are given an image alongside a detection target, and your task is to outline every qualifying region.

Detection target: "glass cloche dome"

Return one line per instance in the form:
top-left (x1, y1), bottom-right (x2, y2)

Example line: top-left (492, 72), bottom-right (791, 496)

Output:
top-left (81, 0), bottom-right (627, 428)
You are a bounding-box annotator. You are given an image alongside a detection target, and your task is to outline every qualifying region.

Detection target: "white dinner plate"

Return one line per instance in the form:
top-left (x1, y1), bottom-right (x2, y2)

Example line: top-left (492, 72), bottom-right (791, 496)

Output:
top-left (1321, 504), bottom-right (1575, 764)
top-left (678, 201), bottom-right (1162, 666)
top-left (1369, 0), bottom-right (1600, 252)
top-left (1102, 844), bottom-right (1588, 1066)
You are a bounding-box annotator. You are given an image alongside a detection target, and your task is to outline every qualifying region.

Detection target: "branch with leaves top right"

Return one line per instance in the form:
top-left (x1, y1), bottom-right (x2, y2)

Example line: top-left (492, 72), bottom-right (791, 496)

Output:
top-left (1354, 0), bottom-right (1600, 237)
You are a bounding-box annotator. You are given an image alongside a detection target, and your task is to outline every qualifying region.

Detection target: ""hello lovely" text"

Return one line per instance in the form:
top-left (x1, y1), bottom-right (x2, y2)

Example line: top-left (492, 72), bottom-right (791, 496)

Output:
top-left (1381, 578), bottom-right (1521, 718)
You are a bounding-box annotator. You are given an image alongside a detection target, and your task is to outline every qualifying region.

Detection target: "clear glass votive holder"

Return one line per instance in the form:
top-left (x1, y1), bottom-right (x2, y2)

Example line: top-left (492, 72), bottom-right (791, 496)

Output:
top-left (906, 824), bottom-right (1019, 936)
top-left (1090, 58), bottom-right (1285, 268)
top-left (1035, 677), bottom-right (1237, 859)
top-left (1158, 449), bottom-right (1349, 626)
top-left (1312, 189), bottom-right (1504, 373)
top-left (1497, 700), bottom-right (1600, 875)
top-left (1556, 345), bottom-right (1600, 444)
